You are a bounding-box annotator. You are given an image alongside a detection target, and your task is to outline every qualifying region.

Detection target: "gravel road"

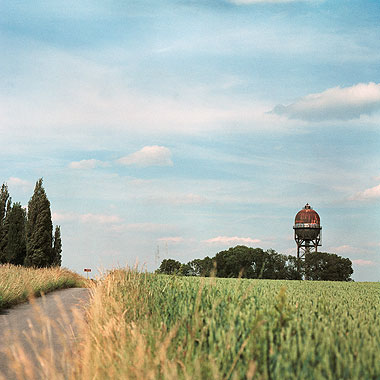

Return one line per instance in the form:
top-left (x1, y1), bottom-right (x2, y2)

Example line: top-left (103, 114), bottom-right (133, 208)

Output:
top-left (0, 288), bottom-right (91, 380)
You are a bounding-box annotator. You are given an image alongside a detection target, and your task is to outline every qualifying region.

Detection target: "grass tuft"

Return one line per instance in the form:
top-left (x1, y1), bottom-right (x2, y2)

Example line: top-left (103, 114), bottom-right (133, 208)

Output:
top-left (0, 264), bottom-right (86, 310)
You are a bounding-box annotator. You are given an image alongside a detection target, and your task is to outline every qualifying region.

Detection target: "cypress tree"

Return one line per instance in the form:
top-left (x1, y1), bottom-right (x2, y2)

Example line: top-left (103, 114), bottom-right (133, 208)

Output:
top-left (6, 202), bottom-right (27, 265)
top-left (0, 184), bottom-right (11, 263)
top-left (25, 178), bottom-right (54, 267)
top-left (52, 225), bottom-right (62, 267)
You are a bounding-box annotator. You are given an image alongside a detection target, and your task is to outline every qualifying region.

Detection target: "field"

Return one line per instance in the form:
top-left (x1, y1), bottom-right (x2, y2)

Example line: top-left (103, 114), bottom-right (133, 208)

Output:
top-left (0, 264), bottom-right (85, 309)
top-left (74, 270), bottom-right (380, 380)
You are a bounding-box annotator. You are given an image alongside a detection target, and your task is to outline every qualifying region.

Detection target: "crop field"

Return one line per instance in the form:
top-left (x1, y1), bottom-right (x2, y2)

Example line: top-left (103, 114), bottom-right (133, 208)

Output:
top-left (75, 270), bottom-right (380, 380)
top-left (0, 264), bottom-right (85, 309)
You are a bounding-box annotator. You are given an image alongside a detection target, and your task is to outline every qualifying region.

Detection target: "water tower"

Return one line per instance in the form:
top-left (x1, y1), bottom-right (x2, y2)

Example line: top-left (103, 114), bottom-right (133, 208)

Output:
top-left (294, 203), bottom-right (321, 259)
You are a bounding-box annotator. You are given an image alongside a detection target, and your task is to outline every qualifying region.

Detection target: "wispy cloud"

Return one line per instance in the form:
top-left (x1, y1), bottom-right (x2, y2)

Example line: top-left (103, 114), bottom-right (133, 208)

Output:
top-left (350, 184), bottom-right (380, 201)
top-left (68, 159), bottom-right (107, 169)
top-left (204, 236), bottom-right (261, 245)
top-left (271, 82), bottom-right (380, 121)
top-left (330, 245), bottom-right (354, 254)
top-left (157, 237), bottom-right (184, 243)
top-left (117, 146), bottom-right (173, 168)
top-left (352, 259), bottom-right (375, 266)
top-left (110, 223), bottom-right (172, 233)
top-left (52, 212), bottom-right (123, 224)
top-left (7, 177), bottom-right (32, 191)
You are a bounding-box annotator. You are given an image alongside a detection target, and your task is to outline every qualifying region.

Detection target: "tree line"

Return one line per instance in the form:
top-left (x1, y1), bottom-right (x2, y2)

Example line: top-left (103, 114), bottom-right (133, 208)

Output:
top-left (0, 178), bottom-right (62, 267)
top-left (157, 245), bottom-right (353, 281)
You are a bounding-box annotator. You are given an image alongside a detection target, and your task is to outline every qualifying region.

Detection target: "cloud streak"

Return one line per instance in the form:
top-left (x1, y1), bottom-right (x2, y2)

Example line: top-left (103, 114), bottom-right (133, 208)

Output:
top-left (204, 236), bottom-right (261, 245)
top-left (117, 146), bottom-right (173, 168)
top-left (52, 212), bottom-right (123, 224)
top-left (7, 177), bottom-right (32, 191)
top-left (157, 237), bottom-right (184, 243)
top-left (352, 259), bottom-right (375, 266)
top-left (271, 82), bottom-right (380, 121)
top-left (350, 184), bottom-right (380, 201)
top-left (69, 159), bottom-right (106, 169)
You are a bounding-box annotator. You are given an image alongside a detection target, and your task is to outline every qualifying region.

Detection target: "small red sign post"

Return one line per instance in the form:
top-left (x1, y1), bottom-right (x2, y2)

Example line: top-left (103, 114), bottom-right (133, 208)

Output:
top-left (84, 268), bottom-right (91, 279)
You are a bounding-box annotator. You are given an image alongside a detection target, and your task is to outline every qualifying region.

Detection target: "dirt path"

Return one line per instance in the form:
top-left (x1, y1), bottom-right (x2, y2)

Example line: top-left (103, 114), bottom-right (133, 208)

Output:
top-left (0, 288), bottom-right (90, 380)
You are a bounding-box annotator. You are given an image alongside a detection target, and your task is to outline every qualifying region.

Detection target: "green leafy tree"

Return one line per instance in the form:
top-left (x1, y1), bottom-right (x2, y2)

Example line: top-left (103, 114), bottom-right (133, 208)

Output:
top-left (285, 255), bottom-right (303, 280)
top-left (178, 263), bottom-right (194, 276)
top-left (0, 184), bottom-right (11, 263)
top-left (157, 259), bottom-right (182, 274)
top-left (305, 252), bottom-right (353, 281)
top-left (5, 202), bottom-right (27, 265)
top-left (52, 225), bottom-right (62, 267)
top-left (187, 257), bottom-right (214, 277)
top-left (25, 179), bottom-right (54, 267)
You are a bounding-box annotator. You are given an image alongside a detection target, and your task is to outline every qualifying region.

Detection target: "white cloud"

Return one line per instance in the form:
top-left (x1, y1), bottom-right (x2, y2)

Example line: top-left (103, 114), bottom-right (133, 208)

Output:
top-left (271, 82), bottom-right (380, 121)
top-left (350, 184), bottom-right (380, 201)
top-left (52, 212), bottom-right (77, 222)
top-left (109, 223), bottom-right (172, 233)
top-left (352, 259), bottom-right (375, 266)
top-left (157, 237), bottom-right (184, 243)
top-left (52, 212), bottom-right (122, 224)
top-left (80, 213), bottom-right (123, 224)
top-left (204, 236), bottom-right (261, 245)
top-left (7, 177), bottom-right (32, 191)
top-left (117, 146), bottom-right (173, 168)
top-left (331, 245), bottom-right (354, 254)
top-left (68, 159), bottom-right (105, 169)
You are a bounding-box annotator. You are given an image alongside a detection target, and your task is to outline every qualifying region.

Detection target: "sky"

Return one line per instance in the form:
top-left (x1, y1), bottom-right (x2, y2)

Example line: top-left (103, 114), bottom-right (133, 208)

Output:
top-left (0, 0), bottom-right (379, 281)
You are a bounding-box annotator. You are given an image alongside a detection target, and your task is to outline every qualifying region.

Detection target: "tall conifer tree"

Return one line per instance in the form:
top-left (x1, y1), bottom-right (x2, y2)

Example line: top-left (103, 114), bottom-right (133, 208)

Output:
top-left (25, 178), bottom-right (54, 267)
top-left (52, 225), bottom-right (62, 267)
top-left (6, 202), bottom-right (27, 265)
top-left (0, 184), bottom-right (11, 263)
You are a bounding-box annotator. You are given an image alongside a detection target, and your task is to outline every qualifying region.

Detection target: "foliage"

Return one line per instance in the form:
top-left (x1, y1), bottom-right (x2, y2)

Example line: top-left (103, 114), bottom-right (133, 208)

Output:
top-left (0, 178), bottom-right (62, 268)
top-left (156, 258), bottom-right (181, 274)
top-left (25, 179), bottom-right (54, 267)
top-left (187, 256), bottom-right (214, 276)
top-left (0, 183), bottom-right (11, 263)
top-left (305, 252), bottom-right (353, 281)
top-left (52, 225), bottom-right (62, 267)
top-left (72, 270), bottom-right (380, 379)
top-left (161, 246), bottom-right (353, 281)
top-left (5, 202), bottom-right (27, 265)
top-left (0, 264), bottom-right (86, 310)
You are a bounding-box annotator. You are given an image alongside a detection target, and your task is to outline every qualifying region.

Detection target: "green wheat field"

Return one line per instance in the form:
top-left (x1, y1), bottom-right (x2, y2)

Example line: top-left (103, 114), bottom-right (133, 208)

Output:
top-left (76, 270), bottom-right (380, 380)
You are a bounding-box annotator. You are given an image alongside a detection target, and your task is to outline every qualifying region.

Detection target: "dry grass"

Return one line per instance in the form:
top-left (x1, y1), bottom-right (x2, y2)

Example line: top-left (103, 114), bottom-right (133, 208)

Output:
top-left (0, 264), bottom-right (86, 309)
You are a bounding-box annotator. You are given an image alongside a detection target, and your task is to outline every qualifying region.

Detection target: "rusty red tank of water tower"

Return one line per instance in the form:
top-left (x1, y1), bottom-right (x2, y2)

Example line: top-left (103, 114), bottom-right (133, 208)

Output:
top-left (294, 203), bottom-right (322, 259)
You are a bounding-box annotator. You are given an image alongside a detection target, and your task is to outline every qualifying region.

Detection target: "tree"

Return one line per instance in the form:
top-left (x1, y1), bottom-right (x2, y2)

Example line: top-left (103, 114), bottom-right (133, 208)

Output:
top-left (52, 225), bottom-right (62, 267)
top-left (285, 255), bottom-right (303, 280)
top-left (25, 179), bottom-right (54, 267)
top-left (305, 252), bottom-right (353, 281)
top-left (0, 184), bottom-right (11, 263)
top-left (5, 202), bottom-right (27, 265)
top-left (187, 257), bottom-right (214, 277)
top-left (156, 259), bottom-right (182, 274)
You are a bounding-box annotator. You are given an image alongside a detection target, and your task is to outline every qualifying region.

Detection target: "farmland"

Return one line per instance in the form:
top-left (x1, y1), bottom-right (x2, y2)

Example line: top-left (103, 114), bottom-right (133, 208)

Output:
top-left (75, 270), bottom-right (380, 380)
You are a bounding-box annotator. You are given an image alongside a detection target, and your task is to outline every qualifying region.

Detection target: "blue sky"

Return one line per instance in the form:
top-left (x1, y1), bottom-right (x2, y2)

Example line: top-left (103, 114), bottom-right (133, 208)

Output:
top-left (1, 0), bottom-right (379, 281)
